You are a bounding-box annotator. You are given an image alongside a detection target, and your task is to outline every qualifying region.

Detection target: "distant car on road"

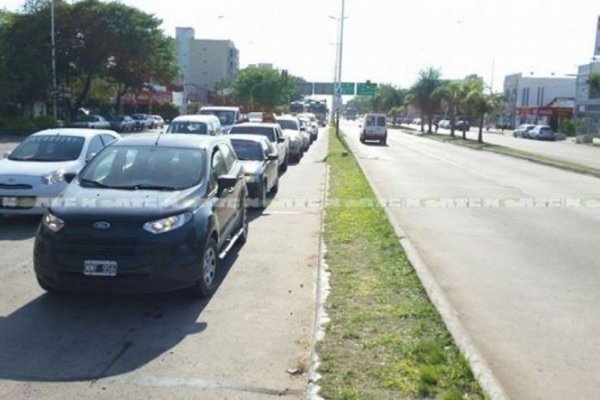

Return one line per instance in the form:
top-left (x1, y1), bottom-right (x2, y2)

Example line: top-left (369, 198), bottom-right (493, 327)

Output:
top-left (150, 115), bottom-right (165, 129)
top-left (513, 124), bottom-right (535, 138)
top-left (71, 115), bottom-right (111, 130)
top-left (276, 116), bottom-right (306, 162)
top-left (228, 134), bottom-right (279, 208)
top-left (199, 106), bottom-right (241, 133)
top-left (106, 115), bottom-right (135, 132)
top-left (454, 120), bottom-right (471, 131)
top-left (529, 125), bottom-right (555, 141)
top-left (33, 133), bottom-right (248, 298)
top-left (438, 120), bottom-right (451, 129)
top-left (360, 113), bottom-right (388, 145)
top-left (0, 129), bottom-right (120, 215)
top-left (131, 113), bottom-right (154, 130)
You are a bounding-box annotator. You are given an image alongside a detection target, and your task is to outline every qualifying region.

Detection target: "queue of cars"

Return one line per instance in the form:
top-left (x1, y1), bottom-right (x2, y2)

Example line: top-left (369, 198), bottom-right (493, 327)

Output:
top-left (72, 114), bottom-right (165, 132)
top-left (0, 108), bottom-right (320, 298)
top-left (513, 124), bottom-right (555, 140)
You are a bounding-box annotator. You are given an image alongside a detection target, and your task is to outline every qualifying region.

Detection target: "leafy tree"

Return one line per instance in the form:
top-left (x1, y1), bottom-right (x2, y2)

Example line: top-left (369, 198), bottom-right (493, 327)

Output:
top-left (466, 90), bottom-right (503, 143)
top-left (231, 67), bottom-right (293, 111)
top-left (440, 81), bottom-right (464, 137)
top-left (588, 71), bottom-right (600, 98)
top-left (345, 95), bottom-right (373, 114)
top-left (410, 67), bottom-right (444, 133)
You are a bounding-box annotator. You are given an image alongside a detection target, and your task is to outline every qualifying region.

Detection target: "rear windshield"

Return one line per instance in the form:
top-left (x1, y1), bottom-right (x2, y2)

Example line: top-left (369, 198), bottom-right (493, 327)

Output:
top-left (277, 119), bottom-right (298, 131)
top-left (199, 109), bottom-right (235, 126)
top-left (9, 135), bottom-right (85, 162)
top-left (231, 140), bottom-right (264, 161)
top-left (229, 126), bottom-right (276, 142)
top-left (167, 122), bottom-right (208, 134)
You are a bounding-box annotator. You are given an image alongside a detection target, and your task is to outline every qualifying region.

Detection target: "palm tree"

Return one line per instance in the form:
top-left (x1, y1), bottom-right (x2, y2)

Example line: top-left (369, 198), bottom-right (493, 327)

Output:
top-left (410, 68), bottom-right (444, 133)
top-left (467, 91), bottom-right (503, 143)
top-left (441, 81), bottom-right (463, 137)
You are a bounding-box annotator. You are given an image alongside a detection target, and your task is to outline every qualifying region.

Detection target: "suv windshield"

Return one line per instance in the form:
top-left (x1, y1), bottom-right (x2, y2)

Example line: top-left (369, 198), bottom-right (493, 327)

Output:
top-left (200, 110), bottom-right (236, 126)
top-left (229, 126), bottom-right (276, 142)
top-left (167, 122), bottom-right (208, 134)
top-left (277, 120), bottom-right (298, 131)
top-left (231, 140), bottom-right (264, 161)
top-left (9, 135), bottom-right (85, 162)
top-left (79, 146), bottom-right (206, 190)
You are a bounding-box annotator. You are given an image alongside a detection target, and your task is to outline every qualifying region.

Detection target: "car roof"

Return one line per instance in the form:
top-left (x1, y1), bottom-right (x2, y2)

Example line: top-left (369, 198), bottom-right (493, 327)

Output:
top-left (200, 106), bottom-right (240, 112)
top-left (112, 133), bottom-right (223, 149)
top-left (30, 128), bottom-right (118, 138)
top-left (276, 115), bottom-right (299, 121)
top-left (171, 114), bottom-right (220, 123)
top-left (227, 134), bottom-right (270, 144)
top-left (232, 122), bottom-right (279, 129)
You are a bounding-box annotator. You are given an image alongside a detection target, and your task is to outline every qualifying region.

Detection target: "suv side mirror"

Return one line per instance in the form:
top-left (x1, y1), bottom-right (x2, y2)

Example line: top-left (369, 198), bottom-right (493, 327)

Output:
top-left (217, 175), bottom-right (238, 195)
top-left (267, 153), bottom-right (278, 161)
top-left (85, 153), bottom-right (97, 163)
top-left (277, 136), bottom-right (285, 143)
top-left (64, 172), bottom-right (77, 183)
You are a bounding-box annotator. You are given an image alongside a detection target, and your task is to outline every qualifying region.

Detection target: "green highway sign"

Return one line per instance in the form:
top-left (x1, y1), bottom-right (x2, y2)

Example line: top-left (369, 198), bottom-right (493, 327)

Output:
top-left (340, 82), bottom-right (355, 95)
top-left (314, 82), bottom-right (334, 95)
top-left (356, 82), bottom-right (378, 96)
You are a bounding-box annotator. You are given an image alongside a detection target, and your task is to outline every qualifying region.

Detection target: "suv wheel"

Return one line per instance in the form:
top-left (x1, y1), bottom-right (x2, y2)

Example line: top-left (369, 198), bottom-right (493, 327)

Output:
top-left (191, 238), bottom-right (219, 298)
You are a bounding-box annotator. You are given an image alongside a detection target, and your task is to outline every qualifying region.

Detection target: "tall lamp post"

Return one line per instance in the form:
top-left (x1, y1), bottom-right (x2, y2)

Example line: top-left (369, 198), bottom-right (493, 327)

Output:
top-left (330, 0), bottom-right (347, 137)
top-left (51, 0), bottom-right (57, 119)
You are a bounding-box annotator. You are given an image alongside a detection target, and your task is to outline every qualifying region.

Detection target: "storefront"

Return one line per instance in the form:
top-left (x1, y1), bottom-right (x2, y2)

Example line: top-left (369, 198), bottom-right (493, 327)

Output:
top-left (515, 98), bottom-right (574, 131)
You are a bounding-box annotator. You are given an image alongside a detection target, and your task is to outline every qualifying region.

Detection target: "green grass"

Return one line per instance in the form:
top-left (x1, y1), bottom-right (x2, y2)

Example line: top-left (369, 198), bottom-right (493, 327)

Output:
top-left (400, 129), bottom-right (600, 179)
top-left (317, 128), bottom-right (484, 399)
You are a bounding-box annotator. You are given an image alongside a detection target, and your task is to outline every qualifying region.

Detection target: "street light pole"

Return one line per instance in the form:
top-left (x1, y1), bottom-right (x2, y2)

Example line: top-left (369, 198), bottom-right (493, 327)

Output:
top-left (51, 0), bottom-right (57, 119)
top-left (335, 0), bottom-right (346, 138)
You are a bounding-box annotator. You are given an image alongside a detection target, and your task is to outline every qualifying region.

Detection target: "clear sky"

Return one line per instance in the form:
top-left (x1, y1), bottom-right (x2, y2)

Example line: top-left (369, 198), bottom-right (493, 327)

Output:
top-left (3, 0), bottom-right (599, 91)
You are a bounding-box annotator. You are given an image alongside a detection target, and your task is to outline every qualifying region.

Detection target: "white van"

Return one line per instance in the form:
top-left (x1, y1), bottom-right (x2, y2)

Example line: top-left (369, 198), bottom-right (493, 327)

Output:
top-left (360, 113), bottom-right (388, 145)
top-left (166, 115), bottom-right (222, 136)
top-left (198, 106), bottom-right (241, 133)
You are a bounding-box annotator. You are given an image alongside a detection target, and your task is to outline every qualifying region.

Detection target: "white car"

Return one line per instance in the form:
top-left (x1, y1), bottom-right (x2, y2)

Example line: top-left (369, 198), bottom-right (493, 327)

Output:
top-left (0, 129), bottom-right (120, 215)
top-left (199, 106), bottom-right (241, 133)
top-left (71, 115), bottom-right (111, 129)
top-left (276, 116), bottom-right (306, 162)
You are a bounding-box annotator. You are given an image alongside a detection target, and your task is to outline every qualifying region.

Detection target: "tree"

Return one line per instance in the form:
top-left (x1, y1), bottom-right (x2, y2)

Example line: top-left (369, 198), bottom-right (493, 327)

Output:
top-left (440, 81), bottom-right (464, 137)
top-left (345, 95), bottom-right (373, 114)
top-left (231, 67), bottom-right (293, 111)
top-left (466, 90), bottom-right (503, 143)
top-left (410, 67), bottom-right (444, 133)
top-left (589, 71), bottom-right (600, 98)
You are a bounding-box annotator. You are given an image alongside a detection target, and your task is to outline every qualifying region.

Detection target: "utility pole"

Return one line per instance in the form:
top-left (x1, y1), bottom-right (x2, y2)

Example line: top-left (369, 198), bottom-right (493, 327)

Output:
top-left (51, 0), bottom-right (58, 120)
top-left (335, 0), bottom-right (346, 138)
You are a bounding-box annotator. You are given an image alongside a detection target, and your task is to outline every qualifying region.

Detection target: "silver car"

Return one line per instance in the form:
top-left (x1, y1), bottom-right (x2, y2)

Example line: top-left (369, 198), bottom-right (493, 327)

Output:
top-left (0, 129), bottom-right (120, 215)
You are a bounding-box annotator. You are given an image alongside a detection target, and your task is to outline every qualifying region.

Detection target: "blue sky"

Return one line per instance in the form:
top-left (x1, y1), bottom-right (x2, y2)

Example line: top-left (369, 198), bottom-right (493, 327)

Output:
top-left (3, 0), bottom-right (599, 91)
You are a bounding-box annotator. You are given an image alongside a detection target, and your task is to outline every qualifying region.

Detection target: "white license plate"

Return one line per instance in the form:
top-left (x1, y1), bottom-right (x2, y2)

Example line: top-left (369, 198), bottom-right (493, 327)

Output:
top-left (83, 260), bottom-right (118, 277)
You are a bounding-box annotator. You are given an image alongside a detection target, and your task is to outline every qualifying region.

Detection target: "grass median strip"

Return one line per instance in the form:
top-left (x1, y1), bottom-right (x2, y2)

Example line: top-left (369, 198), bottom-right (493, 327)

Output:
top-left (317, 128), bottom-right (484, 400)
top-left (399, 129), bottom-right (600, 179)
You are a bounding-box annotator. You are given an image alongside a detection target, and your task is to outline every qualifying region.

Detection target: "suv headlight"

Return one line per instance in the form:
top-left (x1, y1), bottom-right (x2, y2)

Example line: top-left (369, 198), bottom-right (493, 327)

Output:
top-left (143, 212), bottom-right (192, 234)
top-left (42, 170), bottom-right (65, 185)
top-left (42, 212), bottom-right (65, 232)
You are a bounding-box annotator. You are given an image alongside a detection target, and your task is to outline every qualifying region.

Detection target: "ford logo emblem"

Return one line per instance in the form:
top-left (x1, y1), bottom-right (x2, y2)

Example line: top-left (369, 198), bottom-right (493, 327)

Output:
top-left (93, 221), bottom-right (111, 230)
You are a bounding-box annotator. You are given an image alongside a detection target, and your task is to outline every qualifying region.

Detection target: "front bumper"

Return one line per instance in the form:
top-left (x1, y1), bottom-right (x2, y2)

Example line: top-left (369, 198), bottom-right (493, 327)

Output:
top-left (0, 183), bottom-right (67, 215)
top-left (34, 224), bottom-right (204, 293)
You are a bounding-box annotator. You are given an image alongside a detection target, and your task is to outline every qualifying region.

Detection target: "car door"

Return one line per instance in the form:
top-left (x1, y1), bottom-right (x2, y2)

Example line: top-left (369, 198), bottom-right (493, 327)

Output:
top-left (219, 142), bottom-right (244, 229)
top-left (274, 127), bottom-right (287, 165)
top-left (263, 140), bottom-right (278, 189)
top-left (208, 147), bottom-right (231, 246)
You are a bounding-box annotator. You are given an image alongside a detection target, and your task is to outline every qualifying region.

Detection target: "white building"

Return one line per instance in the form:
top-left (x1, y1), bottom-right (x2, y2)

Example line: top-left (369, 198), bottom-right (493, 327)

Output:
top-left (175, 27), bottom-right (239, 105)
top-left (503, 73), bottom-right (576, 128)
top-left (574, 16), bottom-right (600, 133)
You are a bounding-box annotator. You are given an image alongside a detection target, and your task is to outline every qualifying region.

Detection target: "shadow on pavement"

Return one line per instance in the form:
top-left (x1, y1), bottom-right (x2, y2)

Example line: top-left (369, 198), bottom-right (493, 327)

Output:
top-left (0, 215), bottom-right (41, 241)
top-left (0, 243), bottom-right (241, 382)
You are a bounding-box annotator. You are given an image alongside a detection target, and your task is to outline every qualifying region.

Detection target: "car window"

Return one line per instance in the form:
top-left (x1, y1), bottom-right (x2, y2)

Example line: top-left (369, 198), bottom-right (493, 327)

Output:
top-left (167, 121), bottom-right (208, 134)
top-left (377, 116), bottom-right (386, 127)
top-left (218, 143), bottom-right (236, 172)
top-left (101, 134), bottom-right (117, 146)
top-left (86, 135), bottom-right (104, 158)
top-left (8, 135), bottom-right (85, 162)
top-left (277, 119), bottom-right (299, 130)
top-left (366, 116), bottom-right (376, 126)
top-left (231, 140), bottom-right (264, 161)
top-left (210, 148), bottom-right (227, 190)
top-left (200, 110), bottom-right (236, 126)
top-left (229, 125), bottom-right (276, 142)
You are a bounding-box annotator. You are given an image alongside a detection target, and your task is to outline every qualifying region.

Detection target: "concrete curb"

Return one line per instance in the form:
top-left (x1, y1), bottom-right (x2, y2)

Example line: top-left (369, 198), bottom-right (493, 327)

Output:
top-left (343, 131), bottom-right (511, 400)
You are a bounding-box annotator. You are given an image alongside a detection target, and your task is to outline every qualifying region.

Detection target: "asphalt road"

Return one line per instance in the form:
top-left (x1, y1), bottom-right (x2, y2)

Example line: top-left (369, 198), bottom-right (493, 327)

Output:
top-left (0, 130), bottom-right (327, 399)
top-left (408, 124), bottom-right (600, 170)
top-left (344, 120), bottom-right (600, 400)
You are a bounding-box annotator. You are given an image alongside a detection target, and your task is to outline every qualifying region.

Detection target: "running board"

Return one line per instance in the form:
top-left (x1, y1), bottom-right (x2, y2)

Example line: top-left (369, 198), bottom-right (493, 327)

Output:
top-left (218, 227), bottom-right (244, 259)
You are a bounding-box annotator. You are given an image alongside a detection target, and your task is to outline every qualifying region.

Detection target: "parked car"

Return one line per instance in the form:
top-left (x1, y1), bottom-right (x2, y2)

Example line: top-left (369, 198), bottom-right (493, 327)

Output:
top-left (131, 113), bottom-right (154, 130)
top-left (438, 120), bottom-right (451, 129)
top-left (411, 118), bottom-right (422, 125)
top-left (150, 115), bottom-right (165, 129)
top-left (106, 115), bottom-right (135, 132)
top-left (276, 116), bottom-right (306, 161)
top-left (298, 115), bottom-right (318, 143)
top-left (71, 115), bottom-right (111, 129)
top-left (166, 115), bottom-right (222, 135)
top-left (529, 125), bottom-right (555, 141)
top-left (199, 106), bottom-right (241, 133)
top-left (513, 124), bottom-right (535, 138)
top-left (454, 120), bottom-right (471, 131)
top-left (228, 134), bottom-right (279, 208)
top-left (229, 123), bottom-right (289, 172)
top-left (33, 133), bottom-right (248, 297)
top-left (360, 113), bottom-right (388, 145)
top-left (0, 129), bottom-right (120, 215)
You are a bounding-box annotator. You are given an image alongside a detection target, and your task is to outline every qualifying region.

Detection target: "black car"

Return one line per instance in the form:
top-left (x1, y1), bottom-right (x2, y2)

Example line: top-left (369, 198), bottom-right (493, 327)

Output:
top-left (453, 120), bottom-right (471, 131)
top-left (228, 134), bottom-right (279, 208)
top-left (34, 133), bottom-right (248, 297)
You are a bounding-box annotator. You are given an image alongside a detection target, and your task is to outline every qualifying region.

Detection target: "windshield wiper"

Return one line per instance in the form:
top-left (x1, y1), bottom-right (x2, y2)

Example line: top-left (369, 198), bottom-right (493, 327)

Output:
top-left (79, 178), bottom-right (112, 188)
